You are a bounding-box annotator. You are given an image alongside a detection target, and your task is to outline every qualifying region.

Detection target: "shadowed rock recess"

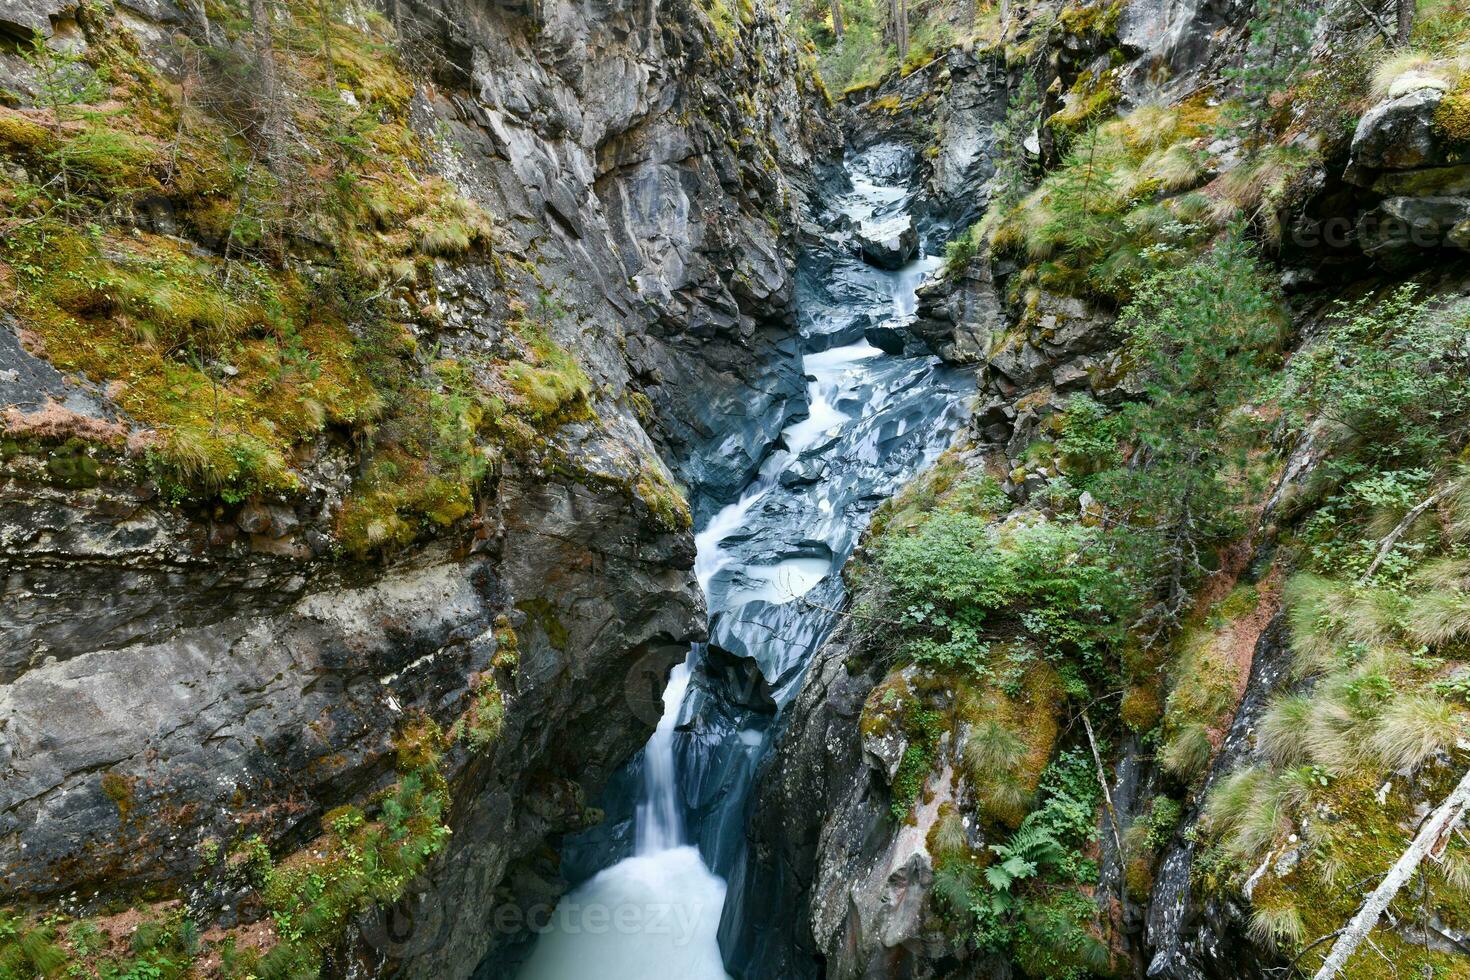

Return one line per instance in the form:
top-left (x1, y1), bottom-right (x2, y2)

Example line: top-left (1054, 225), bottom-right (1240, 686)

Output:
top-left (5, 0), bottom-right (1470, 976)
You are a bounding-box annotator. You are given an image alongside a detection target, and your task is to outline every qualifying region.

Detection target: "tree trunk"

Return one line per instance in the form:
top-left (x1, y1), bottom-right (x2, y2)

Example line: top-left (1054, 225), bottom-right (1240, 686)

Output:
top-left (896, 0), bottom-right (909, 62)
top-left (248, 0), bottom-right (282, 165)
top-left (1311, 765), bottom-right (1470, 979)
top-left (830, 0), bottom-right (844, 40)
top-left (1397, 0), bottom-right (1414, 45)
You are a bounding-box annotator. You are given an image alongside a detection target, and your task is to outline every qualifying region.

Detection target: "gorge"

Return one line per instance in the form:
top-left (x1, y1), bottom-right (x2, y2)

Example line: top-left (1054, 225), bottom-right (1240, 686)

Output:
top-left (3, 0), bottom-right (1470, 976)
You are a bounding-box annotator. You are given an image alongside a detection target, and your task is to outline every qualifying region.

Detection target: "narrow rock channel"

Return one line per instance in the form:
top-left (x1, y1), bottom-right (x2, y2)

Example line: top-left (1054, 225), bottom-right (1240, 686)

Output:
top-left (497, 145), bottom-right (974, 978)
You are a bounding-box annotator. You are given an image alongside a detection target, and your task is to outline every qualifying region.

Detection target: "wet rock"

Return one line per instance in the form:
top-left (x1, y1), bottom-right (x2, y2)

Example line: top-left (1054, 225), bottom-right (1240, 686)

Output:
top-left (699, 644), bottom-right (777, 714)
top-left (1146, 615), bottom-right (1295, 980)
top-left (856, 213), bottom-right (919, 269)
top-left (1118, 0), bottom-right (1248, 99)
top-left (0, 315), bottom-right (119, 421)
top-left (908, 258), bottom-right (1004, 364)
top-left (863, 323), bottom-right (909, 354)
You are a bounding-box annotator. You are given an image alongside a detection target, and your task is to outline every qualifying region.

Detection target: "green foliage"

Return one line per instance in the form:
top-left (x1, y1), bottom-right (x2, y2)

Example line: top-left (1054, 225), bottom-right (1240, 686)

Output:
top-left (1061, 240), bottom-right (1283, 644)
top-left (993, 103), bottom-right (1220, 306)
top-left (863, 513), bottom-right (1132, 680)
top-left (0, 0), bottom-right (575, 561)
top-left (789, 0), bottom-right (895, 91)
top-left (1281, 286), bottom-right (1470, 474)
top-left (889, 704), bottom-right (945, 821)
top-left (1144, 795), bottom-right (1182, 848)
top-left (943, 226), bottom-right (979, 276)
top-left (943, 750), bottom-right (1110, 977)
top-left (12, 32), bottom-right (113, 212)
top-left (241, 716), bottom-right (453, 976)
top-left (989, 71), bottom-right (1042, 214)
top-left (1221, 0), bottom-right (1318, 142)
top-left (0, 914), bottom-right (67, 980)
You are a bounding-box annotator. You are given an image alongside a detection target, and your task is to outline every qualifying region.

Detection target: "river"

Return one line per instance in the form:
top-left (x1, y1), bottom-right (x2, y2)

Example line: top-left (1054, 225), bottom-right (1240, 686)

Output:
top-left (512, 144), bottom-right (974, 979)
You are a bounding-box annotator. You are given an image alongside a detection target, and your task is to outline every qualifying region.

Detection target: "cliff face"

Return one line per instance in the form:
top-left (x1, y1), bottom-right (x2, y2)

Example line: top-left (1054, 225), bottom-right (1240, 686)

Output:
top-left (0, 0), bottom-right (833, 972)
top-left (751, 0), bottom-right (1470, 977)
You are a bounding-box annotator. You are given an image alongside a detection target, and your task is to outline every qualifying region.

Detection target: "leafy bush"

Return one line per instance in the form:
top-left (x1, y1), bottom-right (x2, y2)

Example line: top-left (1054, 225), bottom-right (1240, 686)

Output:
top-left (1281, 286), bottom-right (1470, 473)
top-left (863, 513), bottom-right (1132, 680)
top-left (1060, 240), bottom-right (1283, 644)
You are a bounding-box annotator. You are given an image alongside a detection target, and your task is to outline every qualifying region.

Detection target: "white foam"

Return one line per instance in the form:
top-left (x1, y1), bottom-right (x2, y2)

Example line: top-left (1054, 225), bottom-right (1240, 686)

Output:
top-left (516, 847), bottom-right (730, 980)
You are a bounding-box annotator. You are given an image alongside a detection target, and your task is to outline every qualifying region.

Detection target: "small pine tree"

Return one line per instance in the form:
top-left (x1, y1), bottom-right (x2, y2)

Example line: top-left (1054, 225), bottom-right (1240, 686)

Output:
top-left (20, 32), bottom-right (108, 209)
top-left (1223, 0), bottom-right (1320, 144)
top-left (989, 71), bottom-right (1041, 212)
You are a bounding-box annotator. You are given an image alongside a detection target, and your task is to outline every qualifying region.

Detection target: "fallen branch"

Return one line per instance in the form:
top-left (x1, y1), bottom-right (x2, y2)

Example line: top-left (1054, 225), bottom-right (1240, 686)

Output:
top-left (1358, 487), bottom-right (1448, 584)
top-left (1344, 0), bottom-right (1396, 43)
top-left (1311, 765), bottom-right (1470, 979)
top-left (1081, 709), bottom-right (1125, 861)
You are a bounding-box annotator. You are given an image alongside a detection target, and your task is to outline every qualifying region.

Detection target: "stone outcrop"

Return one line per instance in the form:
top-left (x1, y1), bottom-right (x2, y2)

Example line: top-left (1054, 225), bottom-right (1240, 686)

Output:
top-left (1344, 82), bottom-right (1470, 261)
top-left (856, 213), bottom-right (919, 269)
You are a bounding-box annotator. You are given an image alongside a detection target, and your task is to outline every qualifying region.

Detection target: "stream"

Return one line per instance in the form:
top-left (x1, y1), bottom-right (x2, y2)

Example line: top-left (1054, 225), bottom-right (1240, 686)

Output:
top-left (511, 145), bottom-right (974, 979)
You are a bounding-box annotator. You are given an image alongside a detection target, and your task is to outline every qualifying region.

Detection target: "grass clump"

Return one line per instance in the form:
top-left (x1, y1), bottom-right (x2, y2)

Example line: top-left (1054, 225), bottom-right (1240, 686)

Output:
top-left (992, 103), bottom-right (1221, 307)
top-left (450, 673), bottom-right (505, 753)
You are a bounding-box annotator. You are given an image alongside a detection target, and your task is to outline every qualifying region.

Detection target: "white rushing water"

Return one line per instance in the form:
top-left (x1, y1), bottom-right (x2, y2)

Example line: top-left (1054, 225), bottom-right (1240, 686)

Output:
top-left (516, 338), bottom-right (922, 980)
top-left (515, 147), bottom-right (969, 980)
top-left (517, 538), bottom-right (743, 980)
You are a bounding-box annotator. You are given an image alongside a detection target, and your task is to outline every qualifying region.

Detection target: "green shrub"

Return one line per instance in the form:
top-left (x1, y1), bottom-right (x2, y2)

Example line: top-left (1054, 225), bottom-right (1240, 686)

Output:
top-left (1063, 240), bottom-right (1283, 644)
top-left (862, 513), bottom-right (1132, 679)
top-left (1281, 285), bottom-right (1470, 473)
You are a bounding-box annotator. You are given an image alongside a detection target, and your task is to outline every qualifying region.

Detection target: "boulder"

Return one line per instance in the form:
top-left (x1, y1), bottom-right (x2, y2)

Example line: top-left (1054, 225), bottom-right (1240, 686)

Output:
top-left (856, 213), bottom-right (919, 269)
top-left (863, 323), bottom-right (909, 354)
top-left (1345, 87), bottom-right (1454, 185)
top-left (0, 0), bottom-right (73, 39)
top-left (1357, 195), bottom-right (1470, 256)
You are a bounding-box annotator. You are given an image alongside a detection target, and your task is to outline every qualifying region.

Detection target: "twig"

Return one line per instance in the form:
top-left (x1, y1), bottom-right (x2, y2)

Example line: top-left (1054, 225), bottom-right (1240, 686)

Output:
top-left (1312, 765), bottom-right (1470, 979)
top-left (1358, 486), bottom-right (1448, 583)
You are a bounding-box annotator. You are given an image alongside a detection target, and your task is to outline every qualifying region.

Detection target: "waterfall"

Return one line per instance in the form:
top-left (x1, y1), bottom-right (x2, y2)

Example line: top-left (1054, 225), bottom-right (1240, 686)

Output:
top-left (634, 662), bottom-right (690, 855)
top-left (512, 145), bottom-right (973, 979)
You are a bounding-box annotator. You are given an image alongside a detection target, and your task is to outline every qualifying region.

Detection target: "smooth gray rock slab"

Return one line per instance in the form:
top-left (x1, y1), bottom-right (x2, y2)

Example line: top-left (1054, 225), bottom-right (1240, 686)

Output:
top-left (1346, 87), bottom-right (1454, 185)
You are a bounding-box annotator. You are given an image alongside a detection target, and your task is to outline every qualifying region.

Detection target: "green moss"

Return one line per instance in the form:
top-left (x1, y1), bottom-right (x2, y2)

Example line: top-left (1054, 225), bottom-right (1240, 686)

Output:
top-left (100, 771), bottom-right (134, 823)
top-left (889, 703), bottom-right (945, 823)
top-left (1157, 607), bottom-right (1245, 781)
top-left (1435, 71), bottom-right (1470, 146)
top-left (634, 465), bottom-right (693, 532)
top-left (516, 597), bottom-right (570, 651)
top-left (1045, 69), bottom-right (1123, 136)
top-left (0, 0), bottom-right (547, 561)
top-left (859, 672), bottom-right (913, 740)
top-left (1119, 682), bottom-right (1163, 731)
top-left (1056, 0), bottom-right (1124, 39)
top-left (954, 665), bottom-right (1062, 829)
top-left (502, 318), bottom-right (593, 422)
top-left (991, 101), bottom-right (1221, 306)
top-left (3, 712), bottom-right (453, 977)
top-left (1214, 766), bottom-right (1470, 978)
top-left (239, 715), bottom-right (452, 976)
